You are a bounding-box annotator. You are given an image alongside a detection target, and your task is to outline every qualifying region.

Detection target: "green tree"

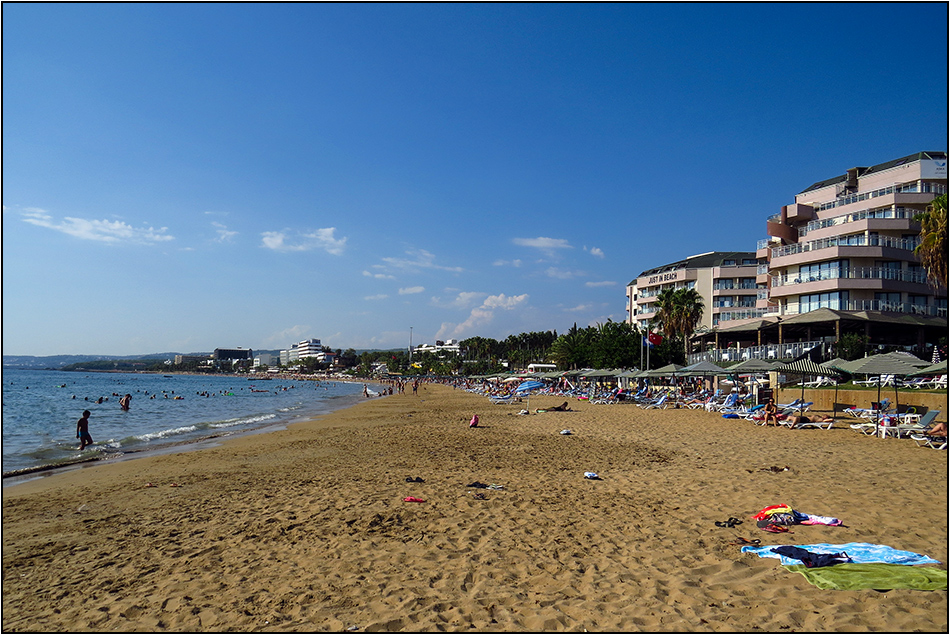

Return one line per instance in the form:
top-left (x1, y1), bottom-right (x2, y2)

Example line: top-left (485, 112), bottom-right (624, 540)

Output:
top-left (550, 323), bottom-right (593, 370)
top-left (652, 287), bottom-right (705, 356)
top-left (915, 194), bottom-right (948, 289)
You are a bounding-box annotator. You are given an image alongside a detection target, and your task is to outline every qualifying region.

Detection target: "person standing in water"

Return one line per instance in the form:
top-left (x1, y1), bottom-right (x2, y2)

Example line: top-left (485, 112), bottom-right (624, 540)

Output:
top-left (119, 394), bottom-right (131, 411)
top-left (77, 410), bottom-right (94, 450)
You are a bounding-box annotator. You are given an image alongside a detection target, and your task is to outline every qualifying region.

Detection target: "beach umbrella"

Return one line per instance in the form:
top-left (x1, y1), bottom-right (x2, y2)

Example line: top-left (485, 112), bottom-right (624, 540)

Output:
top-left (821, 357), bottom-right (852, 419)
top-left (837, 354), bottom-right (923, 436)
top-left (911, 360), bottom-right (948, 376)
top-left (774, 348), bottom-right (845, 414)
top-left (514, 380), bottom-right (545, 412)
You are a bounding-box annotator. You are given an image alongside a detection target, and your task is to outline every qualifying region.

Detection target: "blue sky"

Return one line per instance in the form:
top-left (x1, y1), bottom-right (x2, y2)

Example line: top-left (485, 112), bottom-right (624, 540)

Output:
top-left (3, 3), bottom-right (947, 356)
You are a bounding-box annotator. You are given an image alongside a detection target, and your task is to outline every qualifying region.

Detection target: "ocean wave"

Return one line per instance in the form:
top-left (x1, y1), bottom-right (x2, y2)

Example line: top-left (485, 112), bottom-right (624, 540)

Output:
top-left (209, 413), bottom-right (276, 428)
top-left (134, 425), bottom-right (199, 442)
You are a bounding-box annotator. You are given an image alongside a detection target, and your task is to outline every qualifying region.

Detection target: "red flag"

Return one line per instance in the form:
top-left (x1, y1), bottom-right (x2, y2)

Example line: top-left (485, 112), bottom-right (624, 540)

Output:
top-left (648, 333), bottom-right (664, 346)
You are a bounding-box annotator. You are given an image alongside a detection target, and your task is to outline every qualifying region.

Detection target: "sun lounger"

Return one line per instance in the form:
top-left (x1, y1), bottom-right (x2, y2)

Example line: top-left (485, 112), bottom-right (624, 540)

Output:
top-left (794, 418), bottom-right (834, 430)
top-left (891, 410), bottom-right (941, 438)
top-left (911, 431), bottom-right (948, 450)
top-left (638, 394), bottom-right (668, 409)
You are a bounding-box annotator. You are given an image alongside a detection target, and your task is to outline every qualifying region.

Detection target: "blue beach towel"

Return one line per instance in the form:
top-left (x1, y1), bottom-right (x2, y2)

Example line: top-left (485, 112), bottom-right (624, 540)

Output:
top-left (741, 543), bottom-right (940, 566)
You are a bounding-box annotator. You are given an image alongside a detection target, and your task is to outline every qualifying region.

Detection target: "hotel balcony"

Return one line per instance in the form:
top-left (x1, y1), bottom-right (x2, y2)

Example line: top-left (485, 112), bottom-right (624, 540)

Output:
top-left (767, 267), bottom-right (933, 298)
top-left (770, 234), bottom-right (920, 269)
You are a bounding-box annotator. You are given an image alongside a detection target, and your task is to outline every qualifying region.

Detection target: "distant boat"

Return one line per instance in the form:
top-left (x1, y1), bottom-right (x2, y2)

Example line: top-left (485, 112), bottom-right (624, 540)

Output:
top-left (163, 375), bottom-right (173, 378)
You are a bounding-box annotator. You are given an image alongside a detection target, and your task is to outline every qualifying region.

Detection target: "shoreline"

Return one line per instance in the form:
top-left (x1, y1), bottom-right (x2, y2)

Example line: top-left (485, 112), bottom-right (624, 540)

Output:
top-left (2, 379), bottom-right (388, 485)
top-left (3, 384), bottom-right (946, 632)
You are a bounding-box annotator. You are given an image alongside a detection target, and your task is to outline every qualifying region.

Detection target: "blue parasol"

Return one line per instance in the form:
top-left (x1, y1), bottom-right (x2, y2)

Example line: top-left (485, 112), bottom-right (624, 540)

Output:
top-left (514, 380), bottom-right (545, 411)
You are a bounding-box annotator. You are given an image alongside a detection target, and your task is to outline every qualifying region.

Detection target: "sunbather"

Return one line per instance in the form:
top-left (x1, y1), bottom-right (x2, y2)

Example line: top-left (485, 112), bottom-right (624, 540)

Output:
top-left (926, 421), bottom-right (947, 437)
top-left (787, 414), bottom-right (834, 426)
top-left (536, 401), bottom-right (572, 413)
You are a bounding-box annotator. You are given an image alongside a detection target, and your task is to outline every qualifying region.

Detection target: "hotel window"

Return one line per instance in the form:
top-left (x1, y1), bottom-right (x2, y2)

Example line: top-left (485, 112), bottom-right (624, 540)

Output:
top-left (722, 259), bottom-right (736, 266)
top-left (875, 292), bottom-right (901, 310)
top-left (799, 291), bottom-right (848, 312)
top-left (742, 258), bottom-right (756, 265)
top-left (800, 259), bottom-right (848, 282)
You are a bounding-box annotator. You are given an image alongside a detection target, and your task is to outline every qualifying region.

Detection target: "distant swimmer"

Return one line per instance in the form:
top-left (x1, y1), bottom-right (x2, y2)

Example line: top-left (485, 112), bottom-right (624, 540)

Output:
top-left (77, 410), bottom-right (94, 451)
top-left (119, 394), bottom-right (132, 411)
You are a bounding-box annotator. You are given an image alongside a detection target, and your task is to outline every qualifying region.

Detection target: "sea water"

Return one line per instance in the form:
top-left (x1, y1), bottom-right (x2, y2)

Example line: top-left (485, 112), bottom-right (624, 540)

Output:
top-left (2, 369), bottom-right (377, 477)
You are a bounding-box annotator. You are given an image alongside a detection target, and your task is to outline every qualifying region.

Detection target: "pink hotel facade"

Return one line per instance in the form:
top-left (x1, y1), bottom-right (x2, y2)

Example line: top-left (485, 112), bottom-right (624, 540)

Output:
top-left (627, 151), bottom-right (948, 356)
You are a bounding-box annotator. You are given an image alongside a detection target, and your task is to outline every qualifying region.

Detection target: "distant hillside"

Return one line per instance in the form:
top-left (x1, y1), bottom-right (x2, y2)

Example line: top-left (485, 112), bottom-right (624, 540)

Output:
top-left (3, 353), bottom-right (195, 370)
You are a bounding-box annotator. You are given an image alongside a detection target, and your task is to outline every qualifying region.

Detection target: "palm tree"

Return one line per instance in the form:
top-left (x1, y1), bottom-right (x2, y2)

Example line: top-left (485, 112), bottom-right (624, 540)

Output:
top-left (652, 289), bottom-right (679, 342)
top-left (915, 194), bottom-right (948, 289)
top-left (652, 287), bottom-right (705, 356)
top-left (672, 287), bottom-right (705, 355)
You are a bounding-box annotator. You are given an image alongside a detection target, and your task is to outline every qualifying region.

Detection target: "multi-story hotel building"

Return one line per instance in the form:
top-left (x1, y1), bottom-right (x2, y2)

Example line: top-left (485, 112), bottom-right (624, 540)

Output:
top-left (627, 251), bottom-right (764, 332)
top-left (760, 151), bottom-right (947, 318)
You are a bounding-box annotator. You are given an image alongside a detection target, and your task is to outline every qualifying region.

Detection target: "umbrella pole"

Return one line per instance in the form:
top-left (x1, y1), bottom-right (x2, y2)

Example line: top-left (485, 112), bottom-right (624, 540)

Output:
top-left (833, 379), bottom-right (839, 420)
top-left (876, 382), bottom-right (882, 438)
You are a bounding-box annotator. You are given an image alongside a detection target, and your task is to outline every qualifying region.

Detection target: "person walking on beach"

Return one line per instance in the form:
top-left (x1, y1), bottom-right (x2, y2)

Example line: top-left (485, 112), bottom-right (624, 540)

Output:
top-left (77, 410), bottom-right (94, 450)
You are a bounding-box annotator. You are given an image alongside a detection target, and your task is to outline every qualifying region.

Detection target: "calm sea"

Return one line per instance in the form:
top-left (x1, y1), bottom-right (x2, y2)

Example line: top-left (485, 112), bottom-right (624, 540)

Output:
top-left (2, 369), bottom-right (379, 477)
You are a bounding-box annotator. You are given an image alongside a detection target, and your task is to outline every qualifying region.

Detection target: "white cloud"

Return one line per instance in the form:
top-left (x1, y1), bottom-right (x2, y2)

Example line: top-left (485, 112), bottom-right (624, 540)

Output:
top-left (586, 280), bottom-right (617, 287)
top-left (262, 324), bottom-right (311, 347)
top-left (430, 291), bottom-right (489, 310)
top-left (483, 293), bottom-right (528, 309)
top-left (493, 259), bottom-right (522, 267)
top-left (260, 227), bottom-right (347, 254)
top-left (212, 222), bottom-right (238, 243)
top-left (399, 286), bottom-right (425, 295)
top-left (564, 303), bottom-right (593, 312)
top-left (437, 292), bottom-right (529, 338)
top-left (513, 237), bottom-right (572, 250)
top-left (309, 227), bottom-right (347, 255)
top-left (364, 294), bottom-right (389, 300)
top-left (545, 267), bottom-right (582, 280)
top-left (587, 246), bottom-right (605, 259)
top-left (20, 208), bottom-right (174, 244)
top-left (380, 249), bottom-right (463, 273)
top-left (363, 269), bottom-right (396, 280)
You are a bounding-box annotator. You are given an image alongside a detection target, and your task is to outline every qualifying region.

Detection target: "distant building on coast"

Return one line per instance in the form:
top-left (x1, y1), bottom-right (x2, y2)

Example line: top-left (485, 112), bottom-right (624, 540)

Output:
top-left (213, 347), bottom-right (253, 361)
top-left (253, 353), bottom-right (276, 368)
top-left (411, 339), bottom-right (462, 356)
top-left (280, 339), bottom-right (333, 366)
top-left (627, 251), bottom-right (763, 332)
top-left (628, 150), bottom-right (948, 363)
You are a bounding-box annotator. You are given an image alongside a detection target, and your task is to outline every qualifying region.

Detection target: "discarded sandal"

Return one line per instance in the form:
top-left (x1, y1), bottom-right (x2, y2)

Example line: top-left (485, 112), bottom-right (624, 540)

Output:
top-left (403, 496), bottom-right (426, 503)
top-left (761, 523), bottom-right (791, 533)
top-left (715, 518), bottom-right (743, 528)
top-left (729, 537), bottom-right (761, 546)
top-left (405, 477), bottom-right (425, 483)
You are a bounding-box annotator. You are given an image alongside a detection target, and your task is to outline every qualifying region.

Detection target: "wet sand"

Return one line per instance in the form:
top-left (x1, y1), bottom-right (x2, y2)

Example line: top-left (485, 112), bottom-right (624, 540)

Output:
top-left (2, 384), bottom-right (946, 632)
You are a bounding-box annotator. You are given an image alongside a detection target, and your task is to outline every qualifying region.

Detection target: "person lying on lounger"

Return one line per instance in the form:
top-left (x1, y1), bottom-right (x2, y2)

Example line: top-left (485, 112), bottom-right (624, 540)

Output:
top-left (786, 414), bottom-right (834, 426)
top-left (926, 421), bottom-right (947, 437)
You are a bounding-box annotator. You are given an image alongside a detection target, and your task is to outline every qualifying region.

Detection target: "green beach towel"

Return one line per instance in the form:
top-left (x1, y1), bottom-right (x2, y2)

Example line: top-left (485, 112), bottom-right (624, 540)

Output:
top-left (784, 563), bottom-right (948, 591)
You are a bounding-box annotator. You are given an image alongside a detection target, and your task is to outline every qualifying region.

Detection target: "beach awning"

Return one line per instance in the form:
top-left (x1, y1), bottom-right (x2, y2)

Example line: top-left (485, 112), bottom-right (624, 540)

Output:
top-left (912, 360), bottom-right (948, 376)
top-left (835, 354), bottom-right (923, 377)
top-left (728, 358), bottom-right (777, 372)
top-left (643, 363), bottom-right (687, 377)
top-left (681, 360), bottom-right (729, 376)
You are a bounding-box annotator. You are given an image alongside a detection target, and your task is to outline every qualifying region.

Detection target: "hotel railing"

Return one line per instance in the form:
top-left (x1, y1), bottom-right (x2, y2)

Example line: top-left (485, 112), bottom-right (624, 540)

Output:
top-left (771, 233), bottom-right (920, 259)
top-left (771, 267), bottom-right (930, 287)
top-left (688, 340), bottom-right (826, 365)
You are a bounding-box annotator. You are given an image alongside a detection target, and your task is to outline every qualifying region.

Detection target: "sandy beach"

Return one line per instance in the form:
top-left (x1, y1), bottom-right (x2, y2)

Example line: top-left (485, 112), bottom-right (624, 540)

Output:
top-left (2, 383), bottom-right (947, 632)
